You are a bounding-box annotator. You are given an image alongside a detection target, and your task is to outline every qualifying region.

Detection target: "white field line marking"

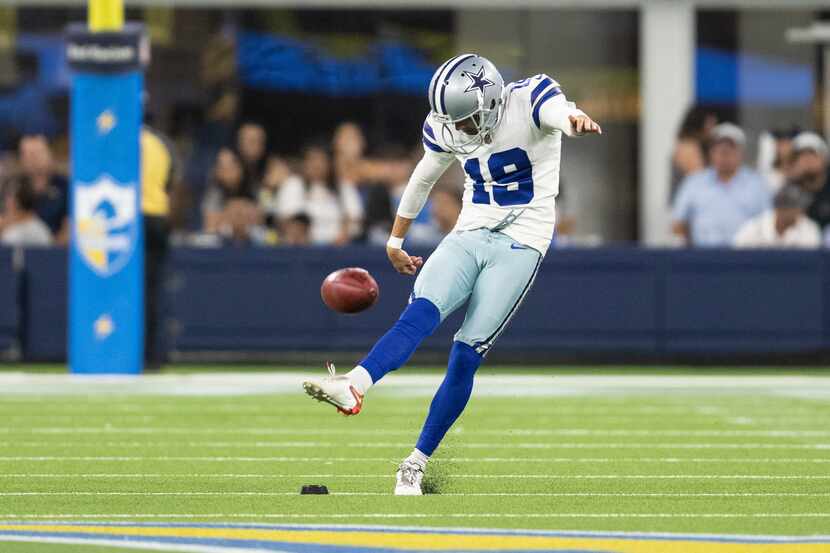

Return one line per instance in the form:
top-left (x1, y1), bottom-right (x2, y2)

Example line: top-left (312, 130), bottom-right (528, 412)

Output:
top-left (480, 430), bottom-right (830, 437)
top-left (1, 513), bottom-right (830, 520)
top-left (1, 455), bottom-right (830, 464)
top-left (2, 406), bottom-right (827, 418)
top-left (1, 413), bottom-right (787, 419)
top-left (0, 536), bottom-right (279, 553)
top-left (0, 371), bottom-right (827, 388)
top-left (1, 473), bottom-right (828, 480)
top-left (0, 407), bottom-right (790, 414)
top-left (7, 427), bottom-right (830, 437)
top-left (3, 441), bottom-right (830, 450)
top-left (6, 414), bottom-right (829, 428)
top-left (2, 456), bottom-right (830, 464)
top-left (2, 492), bottom-right (829, 498)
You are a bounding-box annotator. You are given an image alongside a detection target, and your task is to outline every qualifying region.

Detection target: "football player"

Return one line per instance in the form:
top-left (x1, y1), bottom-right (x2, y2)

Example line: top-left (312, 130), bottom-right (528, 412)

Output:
top-left (303, 54), bottom-right (601, 494)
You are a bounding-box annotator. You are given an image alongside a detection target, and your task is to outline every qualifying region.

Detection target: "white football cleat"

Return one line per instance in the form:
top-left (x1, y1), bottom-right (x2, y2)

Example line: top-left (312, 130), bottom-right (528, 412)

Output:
top-left (302, 362), bottom-right (364, 416)
top-left (395, 460), bottom-right (424, 495)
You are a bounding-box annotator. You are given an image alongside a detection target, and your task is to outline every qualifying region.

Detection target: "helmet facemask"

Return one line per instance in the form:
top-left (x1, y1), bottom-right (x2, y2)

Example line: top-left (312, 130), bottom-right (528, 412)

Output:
top-left (436, 91), bottom-right (504, 156)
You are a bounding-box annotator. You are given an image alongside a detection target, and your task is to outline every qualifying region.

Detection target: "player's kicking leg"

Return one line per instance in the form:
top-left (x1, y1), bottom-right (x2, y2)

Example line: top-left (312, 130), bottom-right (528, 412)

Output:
top-left (302, 361), bottom-right (366, 416)
top-left (302, 231), bottom-right (478, 416)
top-left (395, 231), bottom-right (542, 495)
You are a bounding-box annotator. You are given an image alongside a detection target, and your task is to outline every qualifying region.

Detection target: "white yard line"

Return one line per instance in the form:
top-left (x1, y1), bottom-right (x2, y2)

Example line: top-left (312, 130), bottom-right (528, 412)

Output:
top-left (1, 513), bottom-right (829, 520)
top-left (0, 406), bottom-right (826, 418)
top-left (0, 473), bottom-right (827, 479)
top-left (1, 491), bottom-right (828, 498)
top-left (2, 441), bottom-right (829, 450)
top-left (0, 440), bottom-right (830, 448)
top-left (4, 415), bottom-right (829, 428)
top-left (475, 430), bottom-right (830, 437)
top-left (0, 536), bottom-right (280, 553)
top-left (5, 427), bottom-right (830, 437)
top-left (1, 373), bottom-right (830, 397)
top-left (1, 456), bottom-right (829, 463)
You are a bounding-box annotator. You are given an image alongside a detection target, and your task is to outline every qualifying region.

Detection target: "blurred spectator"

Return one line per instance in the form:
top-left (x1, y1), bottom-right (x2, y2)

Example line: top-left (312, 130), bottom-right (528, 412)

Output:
top-left (363, 183), bottom-right (395, 245)
top-left (332, 122), bottom-right (400, 244)
top-left (236, 122), bottom-right (268, 189)
top-left (757, 126), bottom-right (800, 193)
top-left (17, 133), bottom-right (69, 243)
top-left (733, 184), bottom-right (820, 249)
top-left (221, 197), bottom-right (269, 247)
top-left (281, 213), bottom-right (312, 246)
top-left (277, 143), bottom-right (363, 245)
top-left (332, 121), bottom-right (366, 185)
top-left (182, 35), bottom-right (240, 231)
top-left (140, 125), bottom-right (178, 371)
top-left (1, 176), bottom-right (53, 247)
top-left (788, 132), bottom-right (830, 229)
top-left (182, 87), bottom-right (239, 223)
top-left (201, 148), bottom-right (253, 232)
top-left (333, 121), bottom-right (366, 158)
top-left (672, 123), bottom-right (770, 247)
top-left (362, 144), bottom-right (414, 245)
top-left (430, 187), bottom-right (462, 235)
top-left (258, 156), bottom-right (298, 229)
top-left (670, 106), bottom-right (718, 202)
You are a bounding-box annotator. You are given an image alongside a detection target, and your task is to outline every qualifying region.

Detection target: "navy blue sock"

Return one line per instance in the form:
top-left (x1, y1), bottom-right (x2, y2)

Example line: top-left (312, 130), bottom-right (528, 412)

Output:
top-left (415, 341), bottom-right (482, 456)
top-left (359, 298), bottom-right (441, 384)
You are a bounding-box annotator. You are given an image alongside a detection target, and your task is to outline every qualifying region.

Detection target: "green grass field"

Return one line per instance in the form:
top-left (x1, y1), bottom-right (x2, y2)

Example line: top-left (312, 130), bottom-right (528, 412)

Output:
top-left (0, 368), bottom-right (828, 552)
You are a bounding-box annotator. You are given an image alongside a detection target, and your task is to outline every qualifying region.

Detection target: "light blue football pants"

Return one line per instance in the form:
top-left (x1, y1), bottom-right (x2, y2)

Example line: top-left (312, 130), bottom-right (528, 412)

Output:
top-left (357, 228), bottom-right (543, 456)
top-left (413, 228), bottom-right (543, 355)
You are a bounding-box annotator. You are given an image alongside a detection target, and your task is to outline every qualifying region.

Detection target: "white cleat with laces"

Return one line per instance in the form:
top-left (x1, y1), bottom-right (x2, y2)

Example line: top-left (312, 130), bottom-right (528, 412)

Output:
top-left (395, 460), bottom-right (424, 495)
top-left (302, 362), bottom-right (364, 416)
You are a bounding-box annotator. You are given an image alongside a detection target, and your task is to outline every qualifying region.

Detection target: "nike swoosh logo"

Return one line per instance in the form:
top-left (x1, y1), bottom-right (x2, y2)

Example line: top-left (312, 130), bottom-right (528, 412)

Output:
top-left (510, 243), bottom-right (529, 250)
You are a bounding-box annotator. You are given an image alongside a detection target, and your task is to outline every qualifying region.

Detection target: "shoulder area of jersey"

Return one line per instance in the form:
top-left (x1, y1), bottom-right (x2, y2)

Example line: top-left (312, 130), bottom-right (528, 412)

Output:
top-left (506, 73), bottom-right (562, 97)
top-left (505, 73), bottom-right (565, 128)
top-left (422, 113), bottom-right (450, 155)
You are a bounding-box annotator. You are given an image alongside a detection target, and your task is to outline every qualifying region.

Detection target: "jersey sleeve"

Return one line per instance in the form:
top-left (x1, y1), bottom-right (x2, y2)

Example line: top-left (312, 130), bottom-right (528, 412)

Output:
top-left (421, 115), bottom-right (454, 156)
top-left (397, 147), bottom-right (455, 219)
top-left (512, 74), bottom-right (585, 136)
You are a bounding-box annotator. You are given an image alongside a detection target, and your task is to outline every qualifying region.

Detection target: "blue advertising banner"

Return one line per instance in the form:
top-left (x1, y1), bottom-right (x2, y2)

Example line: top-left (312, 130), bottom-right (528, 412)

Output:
top-left (67, 25), bottom-right (145, 374)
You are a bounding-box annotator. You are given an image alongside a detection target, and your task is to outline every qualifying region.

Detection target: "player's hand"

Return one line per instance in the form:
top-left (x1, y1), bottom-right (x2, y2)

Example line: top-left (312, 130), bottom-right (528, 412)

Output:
top-left (569, 115), bottom-right (602, 135)
top-left (387, 247), bottom-right (423, 276)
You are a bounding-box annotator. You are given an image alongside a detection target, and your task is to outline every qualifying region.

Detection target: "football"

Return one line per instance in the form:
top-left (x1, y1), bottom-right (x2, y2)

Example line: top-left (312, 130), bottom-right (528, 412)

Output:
top-left (320, 267), bottom-right (380, 314)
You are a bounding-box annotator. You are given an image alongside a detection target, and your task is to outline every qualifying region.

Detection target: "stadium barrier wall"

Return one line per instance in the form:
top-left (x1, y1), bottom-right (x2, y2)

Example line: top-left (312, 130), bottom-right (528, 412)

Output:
top-left (0, 249), bottom-right (18, 356)
top-left (5, 246), bottom-right (828, 362)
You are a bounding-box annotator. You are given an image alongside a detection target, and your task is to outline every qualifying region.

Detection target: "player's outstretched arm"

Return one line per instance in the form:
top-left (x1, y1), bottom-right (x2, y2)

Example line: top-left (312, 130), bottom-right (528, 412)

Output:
top-left (568, 114), bottom-right (602, 135)
top-left (537, 91), bottom-right (602, 137)
top-left (387, 216), bottom-right (423, 276)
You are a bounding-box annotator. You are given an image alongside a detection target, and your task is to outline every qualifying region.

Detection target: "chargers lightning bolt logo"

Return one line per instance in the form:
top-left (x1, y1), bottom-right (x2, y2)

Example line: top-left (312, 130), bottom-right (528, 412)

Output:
top-left (74, 174), bottom-right (138, 277)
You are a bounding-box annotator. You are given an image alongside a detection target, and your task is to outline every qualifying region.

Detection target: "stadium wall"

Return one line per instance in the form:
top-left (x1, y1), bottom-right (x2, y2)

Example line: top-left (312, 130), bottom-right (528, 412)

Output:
top-left (1, 246), bottom-right (828, 364)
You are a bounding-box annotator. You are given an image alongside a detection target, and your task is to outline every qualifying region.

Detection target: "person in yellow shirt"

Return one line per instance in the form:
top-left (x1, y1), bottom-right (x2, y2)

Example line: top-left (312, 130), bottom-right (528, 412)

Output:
top-left (141, 125), bottom-right (176, 371)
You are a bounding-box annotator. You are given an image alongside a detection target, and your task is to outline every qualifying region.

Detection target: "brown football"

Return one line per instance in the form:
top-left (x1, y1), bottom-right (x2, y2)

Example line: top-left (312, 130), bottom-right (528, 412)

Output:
top-left (320, 267), bottom-right (380, 314)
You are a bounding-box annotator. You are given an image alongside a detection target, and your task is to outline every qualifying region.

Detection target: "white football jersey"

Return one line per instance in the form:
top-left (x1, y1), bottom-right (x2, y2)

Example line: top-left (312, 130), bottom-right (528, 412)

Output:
top-left (420, 74), bottom-right (581, 255)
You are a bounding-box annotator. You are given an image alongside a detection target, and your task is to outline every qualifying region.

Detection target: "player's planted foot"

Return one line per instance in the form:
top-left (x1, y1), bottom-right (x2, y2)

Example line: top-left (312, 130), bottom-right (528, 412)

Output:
top-left (395, 459), bottom-right (425, 495)
top-left (302, 362), bottom-right (364, 416)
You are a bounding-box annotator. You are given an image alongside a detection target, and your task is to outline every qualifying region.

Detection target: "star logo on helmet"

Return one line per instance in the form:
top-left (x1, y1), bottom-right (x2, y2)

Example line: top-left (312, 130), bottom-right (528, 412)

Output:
top-left (463, 66), bottom-right (494, 94)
